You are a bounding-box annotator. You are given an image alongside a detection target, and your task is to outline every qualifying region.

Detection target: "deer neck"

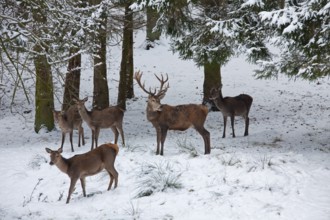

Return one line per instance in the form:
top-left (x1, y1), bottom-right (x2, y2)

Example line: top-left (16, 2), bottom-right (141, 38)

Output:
top-left (215, 92), bottom-right (226, 109)
top-left (58, 115), bottom-right (70, 129)
top-left (55, 156), bottom-right (70, 174)
top-left (78, 106), bottom-right (93, 125)
top-left (146, 104), bottom-right (161, 122)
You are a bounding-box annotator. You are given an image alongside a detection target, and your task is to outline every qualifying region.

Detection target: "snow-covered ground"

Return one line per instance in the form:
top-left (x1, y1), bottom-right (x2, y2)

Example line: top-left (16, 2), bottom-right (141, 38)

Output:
top-left (0, 32), bottom-right (329, 220)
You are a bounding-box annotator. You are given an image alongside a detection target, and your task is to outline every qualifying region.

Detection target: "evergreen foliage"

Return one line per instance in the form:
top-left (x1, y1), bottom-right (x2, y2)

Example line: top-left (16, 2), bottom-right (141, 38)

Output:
top-left (256, 0), bottom-right (330, 80)
top-left (132, 0), bottom-right (329, 80)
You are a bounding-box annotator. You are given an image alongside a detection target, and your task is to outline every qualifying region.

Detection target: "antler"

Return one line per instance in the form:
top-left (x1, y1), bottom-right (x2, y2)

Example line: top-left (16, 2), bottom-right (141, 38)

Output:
top-left (134, 71), bottom-right (156, 96)
top-left (154, 73), bottom-right (169, 97)
top-left (134, 71), bottom-right (170, 97)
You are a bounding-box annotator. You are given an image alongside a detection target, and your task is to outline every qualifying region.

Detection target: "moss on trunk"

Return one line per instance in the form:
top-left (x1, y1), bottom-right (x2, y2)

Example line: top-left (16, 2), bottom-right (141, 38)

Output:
top-left (34, 45), bottom-right (54, 133)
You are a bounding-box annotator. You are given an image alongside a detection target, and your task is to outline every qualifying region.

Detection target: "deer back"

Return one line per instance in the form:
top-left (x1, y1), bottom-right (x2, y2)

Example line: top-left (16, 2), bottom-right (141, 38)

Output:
top-left (236, 94), bottom-right (253, 110)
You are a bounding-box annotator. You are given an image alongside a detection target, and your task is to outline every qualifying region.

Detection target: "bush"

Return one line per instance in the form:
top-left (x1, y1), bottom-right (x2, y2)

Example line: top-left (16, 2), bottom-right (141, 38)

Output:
top-left (134, 160), bottom-right (183, 198)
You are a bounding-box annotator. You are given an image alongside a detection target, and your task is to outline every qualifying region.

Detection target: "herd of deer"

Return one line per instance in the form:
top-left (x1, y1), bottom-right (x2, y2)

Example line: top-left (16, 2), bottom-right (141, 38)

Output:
top-left (46, 71), bottom-right (253, 203)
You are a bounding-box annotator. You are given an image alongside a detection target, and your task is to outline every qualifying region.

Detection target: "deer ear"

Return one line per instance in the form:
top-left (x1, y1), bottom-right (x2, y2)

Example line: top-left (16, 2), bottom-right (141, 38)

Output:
top-left (158, 92), bottom-right (166, 100)
top-left (57, 147), bottom-right (63, 153)
top-left (45, 148), bottom-right (52, 153)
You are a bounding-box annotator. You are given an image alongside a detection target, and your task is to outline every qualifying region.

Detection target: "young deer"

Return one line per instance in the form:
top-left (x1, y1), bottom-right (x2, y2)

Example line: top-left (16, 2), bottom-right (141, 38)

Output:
top-left (209, 86), bottom-right (253, 138)
top-left (46, 143), bottom-right (119, 203)
top-left (73, 98), bottom-right (125, 150)
top-left (134, 71), bottom-right (211, 155)
top-left (53, 105), bottom-right (85, 152)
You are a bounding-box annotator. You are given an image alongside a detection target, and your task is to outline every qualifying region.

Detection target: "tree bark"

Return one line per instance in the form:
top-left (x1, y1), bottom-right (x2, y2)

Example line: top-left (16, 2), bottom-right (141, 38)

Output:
top-left (117, 3), bottom-right (134, 110)
top-left (34, 44), bottom-right (55, 132)
top-left (32, 0), bottom-right (54, 132)
top-left (92, 2), bottom-right (109, 110)
top-left (145, 7), bottom-right (161, 49)
top-left (62, 48), bottom-right (81, 111)
top-left (203, 61), bottom-right (221, 110)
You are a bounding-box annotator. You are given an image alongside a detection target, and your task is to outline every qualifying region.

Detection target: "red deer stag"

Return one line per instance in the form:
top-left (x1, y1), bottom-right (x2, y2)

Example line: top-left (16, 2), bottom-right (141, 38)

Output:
top-left (46, 143), bottom-right (119, 203)
top-left (209, 86), bottom-right (253, 138)
top-left (134, 71), bottom-right (211, 155)
top-left (73, 97), bottom-right (125, 150)
top-left (53, 105), bottom-right (85, 152)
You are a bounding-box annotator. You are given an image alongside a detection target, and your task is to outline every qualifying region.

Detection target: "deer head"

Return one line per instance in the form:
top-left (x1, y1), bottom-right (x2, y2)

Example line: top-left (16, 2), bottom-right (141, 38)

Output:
top-left (134, 71), bottom-right (169, 112)
top-left (46, 147), bottom-right (63, 165)
top-left (209, 84), bottom-right (223, 101)
top-left (73, 97), bottom-right (88, 112)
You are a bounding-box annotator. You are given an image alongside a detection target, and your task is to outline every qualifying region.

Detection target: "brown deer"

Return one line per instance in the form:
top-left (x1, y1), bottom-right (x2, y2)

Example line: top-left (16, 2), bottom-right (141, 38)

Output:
top-left (73, 97), bottom-right (125, 150)
top-left (52, 105), bottom-right (85, 152)
top-left (209, 86), bottom-right (253, 138)
top-left (134, 71), bottom-right (211, 155)
top-left (46, 143), bottom-right (118, 203)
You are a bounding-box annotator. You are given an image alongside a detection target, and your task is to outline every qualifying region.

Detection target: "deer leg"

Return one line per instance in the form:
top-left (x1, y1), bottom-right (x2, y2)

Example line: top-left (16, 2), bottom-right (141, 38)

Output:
top-left (108, 173), bottom-right (114, 190)
top-left (80, 177), bottom-right (86, 197)
top-left (91, 130), bottom-right (95, 150)
top-left (77, 126), bottom-right (82, 147)
top-left (155, 127), bottom-right (161, 155)
top-left (107, 167), bottom-right (118, 190)
top-left (196, 127), bottom-right (211, 154)
top-left (222, 116), bottom-right (227, 138)
top-left (244, 116), bottom-right (249, 136)
top-left (160, 127), bottom-right (168, 156)
top-left (95, 128), bottom-right (100, 148)
top-left (231, 115), bottom-right (236, 138)
top-left (61, 132), bottom-right (66, 148)
top-left (81, 126), bottom-right (85, 146)
top-left (117, 124), bottom-right (125, 147)
top-left (67, 177), bottom-right (78, 204)
top-left (78, 128), bottom-right (81, 147)
top-left (70, 131), bottom-right (74, 152)
top-left (111, 126), bottom-right (119, 144)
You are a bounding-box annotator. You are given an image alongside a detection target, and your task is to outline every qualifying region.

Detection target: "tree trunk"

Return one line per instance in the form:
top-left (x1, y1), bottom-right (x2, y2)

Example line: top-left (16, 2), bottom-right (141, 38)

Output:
top-left (92, 3), bottom-right (109, 110)
top-left (145, 7), bottom-right (161, 50)
top-left (117, 3), bottom-right (134, 110)
top-left (62, 48), bottom-right (81, 111)
top-left (203, 61), bottom-right (221, 111)
top-left (34, 44), bottom-right (55, 132)
top-left (32, 0), bottom-right (54, 133)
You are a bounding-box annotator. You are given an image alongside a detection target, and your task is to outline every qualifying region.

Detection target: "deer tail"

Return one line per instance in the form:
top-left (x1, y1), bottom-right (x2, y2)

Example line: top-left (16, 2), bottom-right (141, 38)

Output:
top-left (200, 104), bottom-right (209, 115)
top-left (106, 143), bottom-right (119, 156)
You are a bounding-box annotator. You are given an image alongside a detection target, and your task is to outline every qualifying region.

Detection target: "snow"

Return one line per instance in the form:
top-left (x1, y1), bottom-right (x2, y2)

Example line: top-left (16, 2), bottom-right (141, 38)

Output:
top-left (0, 31), bottom-right (330, 220)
